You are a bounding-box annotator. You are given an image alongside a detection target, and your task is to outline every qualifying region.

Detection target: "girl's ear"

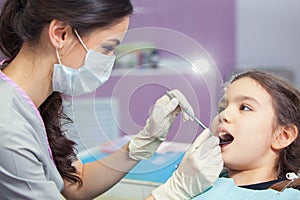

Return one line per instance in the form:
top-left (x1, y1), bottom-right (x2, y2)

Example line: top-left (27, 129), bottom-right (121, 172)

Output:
top-left (272, 125), bottom-right (298, 150)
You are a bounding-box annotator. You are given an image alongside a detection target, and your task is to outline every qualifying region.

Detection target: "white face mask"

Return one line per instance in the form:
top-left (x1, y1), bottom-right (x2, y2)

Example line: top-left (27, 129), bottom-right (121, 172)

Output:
top-left (52, 30), bottom-right (116, 96)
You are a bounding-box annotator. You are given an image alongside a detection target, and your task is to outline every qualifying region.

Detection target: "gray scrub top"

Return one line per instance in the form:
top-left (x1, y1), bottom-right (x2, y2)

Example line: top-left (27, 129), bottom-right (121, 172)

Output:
top-left (0, 71), bottom-right (64, 199)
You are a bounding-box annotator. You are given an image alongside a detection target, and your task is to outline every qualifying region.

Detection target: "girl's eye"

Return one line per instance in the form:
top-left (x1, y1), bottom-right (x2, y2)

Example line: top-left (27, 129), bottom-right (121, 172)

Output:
top-left (218, 105), bottom-right (226, 113)
top-left (240, 104), bottom-right (252, 111)
top-left (218, 99), bottom-right (226, 113)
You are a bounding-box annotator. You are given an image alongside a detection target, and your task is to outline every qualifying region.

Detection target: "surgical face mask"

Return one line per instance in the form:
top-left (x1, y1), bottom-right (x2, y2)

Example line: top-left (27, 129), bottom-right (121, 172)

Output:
top-left (52, 30), bottom-right (116, 96)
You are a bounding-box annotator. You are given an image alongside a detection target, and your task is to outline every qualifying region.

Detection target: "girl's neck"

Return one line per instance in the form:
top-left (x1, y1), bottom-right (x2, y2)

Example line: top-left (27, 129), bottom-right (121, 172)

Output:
top-left (228, 167), bottom-right (278, 186)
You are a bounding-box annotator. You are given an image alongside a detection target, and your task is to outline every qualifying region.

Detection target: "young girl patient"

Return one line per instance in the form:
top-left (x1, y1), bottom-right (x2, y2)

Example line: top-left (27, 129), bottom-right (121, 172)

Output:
top-left (193, 70), bottom-right (300, 199)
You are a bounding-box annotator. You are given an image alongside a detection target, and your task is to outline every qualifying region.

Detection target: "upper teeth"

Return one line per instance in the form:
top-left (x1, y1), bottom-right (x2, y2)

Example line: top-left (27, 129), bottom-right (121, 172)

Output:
top-left (219, 132), bottom-right (227, 137)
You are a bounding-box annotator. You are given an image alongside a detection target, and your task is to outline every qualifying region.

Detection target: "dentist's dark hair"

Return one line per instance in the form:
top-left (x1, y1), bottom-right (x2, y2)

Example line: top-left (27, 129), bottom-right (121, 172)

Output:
top-left (229, 70), bottom-right (300, 191)
top-left (0, 0), bottom-right (133, 188)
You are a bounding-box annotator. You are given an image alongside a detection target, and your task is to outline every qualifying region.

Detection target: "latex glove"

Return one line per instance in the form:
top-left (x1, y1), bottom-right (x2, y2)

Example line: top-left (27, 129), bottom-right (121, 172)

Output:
top-left (151, 129), bottom-right (223, 200)
top-left (129, 89), bottom-right (194, 160)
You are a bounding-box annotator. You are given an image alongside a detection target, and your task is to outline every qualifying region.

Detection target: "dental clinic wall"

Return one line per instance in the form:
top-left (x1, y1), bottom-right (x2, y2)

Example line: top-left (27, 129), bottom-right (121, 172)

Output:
top-left (235, 0), bottom-right (300, 88)
top-left (91, 0), bottom-right (235, 147)
top-left (128, 0), bottom-right (236, 78)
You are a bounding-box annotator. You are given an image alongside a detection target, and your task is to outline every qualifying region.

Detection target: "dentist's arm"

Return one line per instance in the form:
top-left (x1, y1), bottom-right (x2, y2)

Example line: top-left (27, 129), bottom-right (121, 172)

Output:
top-left (147, 129), bottom-right (224, 200)
top-left (62, 89), bottom-right (195, 200)
top-left (62, 143), bottom-right (138, 200)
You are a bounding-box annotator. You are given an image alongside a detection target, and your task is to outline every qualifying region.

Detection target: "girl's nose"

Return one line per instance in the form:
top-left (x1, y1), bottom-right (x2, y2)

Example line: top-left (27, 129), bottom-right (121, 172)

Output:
top-left (218, 107), bottom-right (232, 123)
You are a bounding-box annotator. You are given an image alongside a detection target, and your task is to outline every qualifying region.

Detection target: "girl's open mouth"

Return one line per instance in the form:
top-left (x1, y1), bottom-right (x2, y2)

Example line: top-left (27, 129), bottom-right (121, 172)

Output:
top-left (219, 132), bottom-right (234, 145)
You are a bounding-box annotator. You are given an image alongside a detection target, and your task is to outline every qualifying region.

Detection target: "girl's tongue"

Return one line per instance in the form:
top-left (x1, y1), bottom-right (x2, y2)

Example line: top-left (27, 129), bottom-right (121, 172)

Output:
top-left (219, 132), bottom-right (234, 145)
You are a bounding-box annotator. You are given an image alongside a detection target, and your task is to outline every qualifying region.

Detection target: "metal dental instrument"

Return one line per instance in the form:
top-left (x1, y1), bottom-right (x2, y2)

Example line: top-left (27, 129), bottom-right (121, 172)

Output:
top-left (165, 91), bottom-right (207, 130)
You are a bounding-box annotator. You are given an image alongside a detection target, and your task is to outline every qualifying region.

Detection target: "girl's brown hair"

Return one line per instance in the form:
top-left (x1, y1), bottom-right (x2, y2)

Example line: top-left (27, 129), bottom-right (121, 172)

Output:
top-left (230, 70), bottom-right (300, 191)
top-left (0, 0), bottom-right (133, 187)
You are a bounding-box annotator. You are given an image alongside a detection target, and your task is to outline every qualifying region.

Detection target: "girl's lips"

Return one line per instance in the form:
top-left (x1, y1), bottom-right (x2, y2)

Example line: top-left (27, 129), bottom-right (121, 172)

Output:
top-left (217, 127), bottom-right (234, 145)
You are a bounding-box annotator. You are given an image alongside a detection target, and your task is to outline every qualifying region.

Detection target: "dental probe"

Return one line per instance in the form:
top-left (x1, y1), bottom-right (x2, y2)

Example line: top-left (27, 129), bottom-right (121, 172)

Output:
top-left (165, 91), bottom-right (207, 130)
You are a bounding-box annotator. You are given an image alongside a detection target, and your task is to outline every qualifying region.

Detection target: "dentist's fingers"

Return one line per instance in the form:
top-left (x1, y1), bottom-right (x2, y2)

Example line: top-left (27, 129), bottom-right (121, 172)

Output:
top-left (169, 89), bottom-right (195, 121)
top-left (189, 129), bottom-right (211, 151)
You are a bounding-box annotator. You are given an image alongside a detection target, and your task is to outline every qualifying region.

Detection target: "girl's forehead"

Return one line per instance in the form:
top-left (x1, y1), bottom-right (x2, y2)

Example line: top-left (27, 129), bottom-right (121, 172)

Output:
top-left (227, 77), bottom-right (264, 94)
top-left (224, 77), bottom-right (273, 105)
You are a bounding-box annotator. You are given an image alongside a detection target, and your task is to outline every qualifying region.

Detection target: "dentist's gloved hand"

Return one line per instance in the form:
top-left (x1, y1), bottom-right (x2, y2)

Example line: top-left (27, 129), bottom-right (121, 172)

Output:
top-left (129, 89), bottom-right (194, 160)
top-left (151, 129), bottom-right (223, 200)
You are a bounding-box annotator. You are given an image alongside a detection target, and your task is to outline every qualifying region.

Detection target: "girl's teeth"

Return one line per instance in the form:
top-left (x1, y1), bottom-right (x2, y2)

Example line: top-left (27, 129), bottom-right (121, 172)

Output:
top-left (219, 132), bottom-right (227, 137)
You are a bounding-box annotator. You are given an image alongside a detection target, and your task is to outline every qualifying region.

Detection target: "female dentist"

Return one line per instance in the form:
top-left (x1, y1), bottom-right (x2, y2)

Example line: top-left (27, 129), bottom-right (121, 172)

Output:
top-left (0, 0), bottom-right (223, 199)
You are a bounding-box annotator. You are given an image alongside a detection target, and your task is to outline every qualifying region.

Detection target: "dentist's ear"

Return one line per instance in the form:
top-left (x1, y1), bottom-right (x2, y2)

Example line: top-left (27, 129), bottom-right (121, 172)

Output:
top-left (48, 19), bottom-right (72, 49)
top-left (272, 125), bottom-right (298, 150)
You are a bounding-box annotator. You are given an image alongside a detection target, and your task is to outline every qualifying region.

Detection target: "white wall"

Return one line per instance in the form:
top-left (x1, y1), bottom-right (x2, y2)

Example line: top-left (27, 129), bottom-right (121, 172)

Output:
top-left (236, 0), bottom-right (300, 87)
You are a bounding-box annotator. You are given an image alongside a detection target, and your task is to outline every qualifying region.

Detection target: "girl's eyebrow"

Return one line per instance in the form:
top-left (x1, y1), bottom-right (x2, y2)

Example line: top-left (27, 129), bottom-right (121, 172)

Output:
top-left (234, 95), bottom-right (261, 106)
top-left (220, 95), bottom-right (261, 106)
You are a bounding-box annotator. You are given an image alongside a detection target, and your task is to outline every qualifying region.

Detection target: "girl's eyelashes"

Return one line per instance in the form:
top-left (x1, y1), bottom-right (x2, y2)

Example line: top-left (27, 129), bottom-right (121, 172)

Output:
top-left (218, 105), bottom-right (226, 113)
top-left (218, 98), bottom-right (226, 113)
top-left (218, 103), bottom-right (252, 113)
top-left (239, 104), bottom-right (252, 111)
